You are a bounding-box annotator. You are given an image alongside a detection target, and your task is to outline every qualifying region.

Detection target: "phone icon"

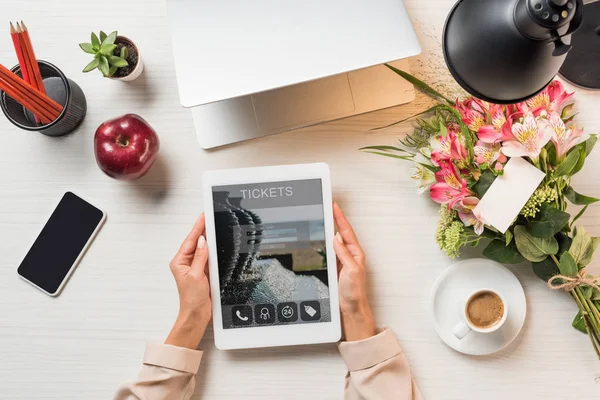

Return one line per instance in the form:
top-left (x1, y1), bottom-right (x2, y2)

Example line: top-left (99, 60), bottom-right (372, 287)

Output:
top-left (232, 305), bottom-right (253, 326)
top-left (236, 310), bottom-right (249, 321)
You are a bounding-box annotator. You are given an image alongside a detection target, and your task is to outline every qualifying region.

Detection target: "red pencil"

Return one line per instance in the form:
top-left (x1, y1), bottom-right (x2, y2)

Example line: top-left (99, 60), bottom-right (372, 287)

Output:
top-left (20, 21), bottom-right (45, 95)
top-left (9, 22), bottom-right (30, 84)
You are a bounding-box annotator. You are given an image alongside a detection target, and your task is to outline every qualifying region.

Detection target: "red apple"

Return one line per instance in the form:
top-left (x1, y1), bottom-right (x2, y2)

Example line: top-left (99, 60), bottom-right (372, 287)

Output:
top-left (94, 114), bottom-right (160, 180)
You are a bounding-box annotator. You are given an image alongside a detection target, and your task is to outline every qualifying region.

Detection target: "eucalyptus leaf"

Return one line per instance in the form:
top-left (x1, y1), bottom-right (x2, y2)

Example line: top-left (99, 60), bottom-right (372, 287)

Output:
top-left (558, 252), bottom-right (577, 278)
top-left (564, 186), bottom-right (600, 205)
top-left (108, 56), bottom-right (128, 68)
top-left (91, 32), bottom-right (100, 50)
top-left (483, 240), bottom-right (524, 264)
top-left (514, 225), bottom-right (558, 262)
top-left (532, 257), bottom-right (560, 282)
top-left (384, 64), bottom-right (453, 104)
top-left (79, 43), bottom-right (95, 54)
top-left (82, 58), bottom-right (100, 73)
top-left (530, 204), bottom-right (570, 238)
top-left (98, 56), bottom-right (110, 77)
top-left (572, 311), bottom-right (587, 334)
top-left (556, 232), bottom-right (573, 256)
top-left (554, 150), bottom-right (580, 177)
top-left (569, 227), bottom-right (599, 267)
top-left (103, 31), bottom-right (118, 46)
top-left (473, 170), bottom-right (496, 198)
top-left (99, 31), bottom-right (107, 42)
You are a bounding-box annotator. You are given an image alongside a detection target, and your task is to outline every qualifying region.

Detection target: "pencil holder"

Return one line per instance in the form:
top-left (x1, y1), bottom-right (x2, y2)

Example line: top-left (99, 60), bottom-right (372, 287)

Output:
top-left (0, 61), bottom-right (87, 137)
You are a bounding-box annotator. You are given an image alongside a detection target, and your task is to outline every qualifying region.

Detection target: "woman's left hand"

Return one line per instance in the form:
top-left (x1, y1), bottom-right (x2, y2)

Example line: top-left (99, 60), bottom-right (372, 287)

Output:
top-left (165, 214), bottom-right (212, 349)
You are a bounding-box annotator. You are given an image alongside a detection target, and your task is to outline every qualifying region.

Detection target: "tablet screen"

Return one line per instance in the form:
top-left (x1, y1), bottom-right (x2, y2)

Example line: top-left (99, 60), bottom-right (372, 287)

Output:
top-left (212, 179), bottom-right (331, 329)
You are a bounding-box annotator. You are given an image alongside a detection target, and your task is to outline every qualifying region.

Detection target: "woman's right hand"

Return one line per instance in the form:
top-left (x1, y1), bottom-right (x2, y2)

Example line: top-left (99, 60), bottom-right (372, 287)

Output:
top-left (332, 202), bottom-right (377, 342)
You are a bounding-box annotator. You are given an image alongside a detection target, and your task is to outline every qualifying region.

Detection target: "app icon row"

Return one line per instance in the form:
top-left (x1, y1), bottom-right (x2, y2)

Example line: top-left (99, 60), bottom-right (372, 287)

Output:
top-left (232, 301), bottom-right (321, 326)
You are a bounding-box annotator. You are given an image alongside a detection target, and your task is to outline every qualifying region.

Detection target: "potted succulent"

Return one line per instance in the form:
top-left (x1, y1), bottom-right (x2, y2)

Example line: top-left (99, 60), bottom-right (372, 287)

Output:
top-left (79, 31), bottom-right (143, 81)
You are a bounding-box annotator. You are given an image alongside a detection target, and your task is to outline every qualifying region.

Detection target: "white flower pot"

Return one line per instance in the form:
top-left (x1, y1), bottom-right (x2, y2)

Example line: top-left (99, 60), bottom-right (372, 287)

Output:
top-left (110, 36), bottom-right (144, 82)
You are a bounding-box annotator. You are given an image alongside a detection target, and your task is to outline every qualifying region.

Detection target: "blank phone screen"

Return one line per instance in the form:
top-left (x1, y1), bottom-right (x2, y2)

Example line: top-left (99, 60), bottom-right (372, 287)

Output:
top-left (17, 192), bottom-right (104, 295)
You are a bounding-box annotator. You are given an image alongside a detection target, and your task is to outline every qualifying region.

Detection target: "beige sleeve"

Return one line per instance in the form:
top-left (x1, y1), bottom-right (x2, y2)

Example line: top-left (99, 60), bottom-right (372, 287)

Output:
top-left (339, 328), bottom-right (423, 400)
top-left (113, 342), bottom-right (203, 400)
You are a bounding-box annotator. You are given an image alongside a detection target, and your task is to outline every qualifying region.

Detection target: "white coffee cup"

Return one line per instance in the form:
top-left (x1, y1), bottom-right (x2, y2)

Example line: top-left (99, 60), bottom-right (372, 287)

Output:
top-left (453, 288), bottom-right (508, 339)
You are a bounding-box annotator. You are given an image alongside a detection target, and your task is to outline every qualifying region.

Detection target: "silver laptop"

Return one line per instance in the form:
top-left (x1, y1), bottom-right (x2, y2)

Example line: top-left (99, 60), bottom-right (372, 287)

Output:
top-left (166, 0), bottom-right (421, 149)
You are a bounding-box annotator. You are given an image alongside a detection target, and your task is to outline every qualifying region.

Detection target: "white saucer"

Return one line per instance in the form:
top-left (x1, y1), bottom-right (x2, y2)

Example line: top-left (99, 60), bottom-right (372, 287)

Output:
top-left (431, 258), bottom-right (527, 356)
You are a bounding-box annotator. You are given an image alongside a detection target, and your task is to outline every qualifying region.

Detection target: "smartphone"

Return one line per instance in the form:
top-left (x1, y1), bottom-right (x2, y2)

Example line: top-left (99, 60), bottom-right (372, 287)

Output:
top-left (17, 192), bottom-right (106, 296)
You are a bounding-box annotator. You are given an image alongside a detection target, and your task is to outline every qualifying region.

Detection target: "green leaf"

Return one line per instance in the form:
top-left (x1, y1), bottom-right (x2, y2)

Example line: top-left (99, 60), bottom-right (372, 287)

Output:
top-left (571, 145), bottom-right (587, 175)
top-left (530, 203), bottom-right (570, 238)
top-left (505, 230), bottom-right (513, 246)
top-left (572, 311), bottom-right (587, 334)
top-left (569, 227), bottom-right (599, 267)
top-left (514, 225), bottom-right (559, 262)
top-left (532, 257), bottom-right (560, 282)
top-left (372, 105), bottom-right (442, 131)
top-left (582, 286), bottom-right (593, 299)
top-left (100, 43), bottom-right (117, 55)
top-left (571, 205), bottom-right (589, 228)
top-left (79, 43), bottom-right (96, 54)
top-left (120, 46), bottom-right (128, 60)
top-left (99, 31), bottom-right (107, 42)
top-left (384, 64), bottom-right (453, 104)
top-left (108, 56), bottom-right (128, 67)
top-left (564, 186), bottom-right (600, 205)
top-left (108, 65), bottom-right (117, 77)
top-left (483, 240), bottom-right (524, 264)
top-left (584, 135), bottom-right (598, 157)
top-left (547, 142), bottom-right (558, 166)
top-left (82, 58), bottom-right (100, 73)
top-left (91, 32), bottom-right (100, 50)
top-left (556, 232), bottom-right (573, 256)
top-left (103, 30), bottom-right (118, 46)
top-left (554, 150), bottom-right (580, 177)
top-left (359, 145), bottom-right (411, 153)
top-left (558, 252), bottom-right (577, 278)
top-left (98, 56), bottom-right (110, 77)
top-left (473, 170), bottom-right (496, 197)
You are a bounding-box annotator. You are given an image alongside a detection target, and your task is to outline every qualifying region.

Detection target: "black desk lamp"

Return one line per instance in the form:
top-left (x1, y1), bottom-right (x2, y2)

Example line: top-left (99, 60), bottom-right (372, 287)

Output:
top-left (442, 0), bottom-right (595, 104)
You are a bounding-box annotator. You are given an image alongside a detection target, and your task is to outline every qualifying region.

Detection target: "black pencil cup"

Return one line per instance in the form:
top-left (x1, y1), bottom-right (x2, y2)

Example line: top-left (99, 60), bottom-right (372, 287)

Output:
top-left (0, 60), bottom-right (87, 137)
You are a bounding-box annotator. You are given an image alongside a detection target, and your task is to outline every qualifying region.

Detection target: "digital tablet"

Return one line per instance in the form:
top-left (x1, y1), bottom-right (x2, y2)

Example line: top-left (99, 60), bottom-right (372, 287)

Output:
top-left (203, 163), bottom-right (341, 349)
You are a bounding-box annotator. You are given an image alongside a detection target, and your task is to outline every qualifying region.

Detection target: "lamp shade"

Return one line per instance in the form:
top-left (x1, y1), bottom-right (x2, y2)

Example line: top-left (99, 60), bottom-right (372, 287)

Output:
top-left (443, 0), bottom-right (582, 104)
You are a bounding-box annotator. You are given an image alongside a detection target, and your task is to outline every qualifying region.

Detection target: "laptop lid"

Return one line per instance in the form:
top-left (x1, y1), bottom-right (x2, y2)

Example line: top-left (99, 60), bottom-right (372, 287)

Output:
top-left (166, 0), bottom-right (421, 107)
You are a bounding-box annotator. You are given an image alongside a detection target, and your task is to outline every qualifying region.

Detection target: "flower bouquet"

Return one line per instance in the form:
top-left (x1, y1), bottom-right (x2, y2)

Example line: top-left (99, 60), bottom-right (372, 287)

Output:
top-left (363, 65), bottom-right (600, 358)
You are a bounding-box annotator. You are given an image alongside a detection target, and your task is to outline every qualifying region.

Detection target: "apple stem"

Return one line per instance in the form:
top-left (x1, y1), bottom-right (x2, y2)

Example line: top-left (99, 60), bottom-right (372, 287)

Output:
top-left (116, 136), bottom-right (129, 147)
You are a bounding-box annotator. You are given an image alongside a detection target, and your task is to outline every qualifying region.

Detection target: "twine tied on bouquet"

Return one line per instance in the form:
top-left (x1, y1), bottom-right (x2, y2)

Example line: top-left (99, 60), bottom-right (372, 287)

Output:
top-left (548, 269), bottom-right (600, 293)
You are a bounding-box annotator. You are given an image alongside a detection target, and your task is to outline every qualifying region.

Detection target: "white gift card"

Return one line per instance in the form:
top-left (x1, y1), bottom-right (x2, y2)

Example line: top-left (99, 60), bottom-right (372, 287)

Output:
top-left (474, 157), bottom-right (545, 233)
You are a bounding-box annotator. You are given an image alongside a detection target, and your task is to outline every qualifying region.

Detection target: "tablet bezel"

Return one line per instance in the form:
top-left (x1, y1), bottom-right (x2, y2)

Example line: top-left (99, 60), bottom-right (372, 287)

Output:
top-left (203, 163), bottom-right (341, 350)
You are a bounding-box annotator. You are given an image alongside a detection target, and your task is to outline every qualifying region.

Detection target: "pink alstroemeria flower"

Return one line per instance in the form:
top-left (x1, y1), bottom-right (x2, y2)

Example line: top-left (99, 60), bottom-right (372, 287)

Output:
top-left (477, 110), bottom-right (520, 144)
top-left (501, 112), bottom-right (552, 162)
top-left (473, 140), bottom-right (502, 165)
top-left (456, 98), bottom-right (486, 132)
top-left (430, 162), bottom-right (472, 207)
top-left (521, 80), bottom-right (574, 116)
top-left (453, 196), bottom-right (486, 235)
top-left (430, 130), bottom-right (468, 167)
top-left (547, 112), bottom-right (589, 159)
top-left (430, 134), bottom-right (452, 167)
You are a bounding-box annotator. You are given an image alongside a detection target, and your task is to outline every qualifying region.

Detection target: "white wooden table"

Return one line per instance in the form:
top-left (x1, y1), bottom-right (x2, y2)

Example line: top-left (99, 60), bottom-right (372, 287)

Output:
top-left (1, 1), bottom-right (600, 399)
